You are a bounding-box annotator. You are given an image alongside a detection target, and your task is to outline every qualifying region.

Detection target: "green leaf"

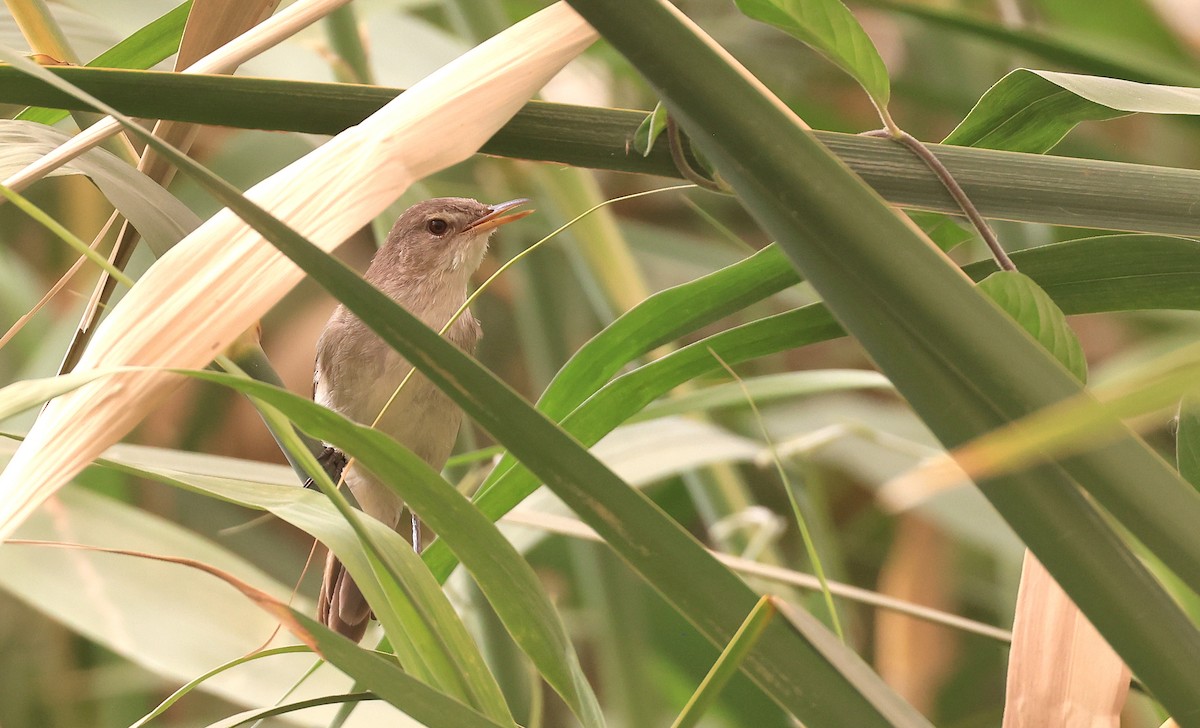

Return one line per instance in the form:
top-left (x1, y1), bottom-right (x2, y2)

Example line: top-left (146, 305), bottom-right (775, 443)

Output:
top-left (204, 694), bottom-right (377, 728)
top-left (735, 0), bottom-right (890, 107)
top-left (0, 368), bottom-right (115, 422)
top-left (859, 0), bottom-right (1200, 87)
top-left (632, 101), bottom-right (668, 156)
top-left (16, 0), bottom-right (192, 126)
top-left (944, 69), bottom-right (1200, 153)
top-left (907, 211), bottom-right (973, 252)
top-left (977, 272), bottom-right (1087, 383)
top-left (563, 0), bottom-right (1200, 718)
top-left (1178, 396), bottom-right (1200, 492)
top-left (271, 610), bottom-right (509, 728)
top-left (672, 597), bottom-right (776, 728)
top-left (8, 66), bottom-right (1200, 235)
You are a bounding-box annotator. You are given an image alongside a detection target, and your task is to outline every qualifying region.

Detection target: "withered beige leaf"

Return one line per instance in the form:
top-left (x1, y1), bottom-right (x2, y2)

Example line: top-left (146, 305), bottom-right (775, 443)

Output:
top-left (0, 2), bottom-right (598, 540)
top-left (1002, 551), bottom-right (1130, 727)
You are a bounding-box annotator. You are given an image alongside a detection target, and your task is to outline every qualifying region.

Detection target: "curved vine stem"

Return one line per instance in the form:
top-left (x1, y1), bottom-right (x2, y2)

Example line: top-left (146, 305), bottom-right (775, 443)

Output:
top-left (862, 128), bottom-right (1017, 272)
top-left (666, 115), bottom-right (728, 193)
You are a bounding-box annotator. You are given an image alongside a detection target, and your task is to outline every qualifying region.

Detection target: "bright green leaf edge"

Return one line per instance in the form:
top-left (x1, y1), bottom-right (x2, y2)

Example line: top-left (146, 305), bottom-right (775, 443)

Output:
top-left (944, 68), bottom-right (1200, 153)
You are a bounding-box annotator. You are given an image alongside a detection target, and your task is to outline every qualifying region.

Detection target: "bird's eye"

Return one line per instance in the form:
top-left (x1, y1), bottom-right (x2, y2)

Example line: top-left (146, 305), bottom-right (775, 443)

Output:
top-left (426, 218), bottom-right (449, 236)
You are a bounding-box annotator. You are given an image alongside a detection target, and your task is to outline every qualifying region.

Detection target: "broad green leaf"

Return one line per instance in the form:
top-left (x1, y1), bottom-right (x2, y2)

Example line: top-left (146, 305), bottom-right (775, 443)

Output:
top-left (16, 0), bottom-right (193, 126)
top-left (633, 101), bottom-right (668, 156)
top-left (944, 69), bottom-right (1200, 153)
top-left (563, 0), bottom-right (1200, 718)
top-left (859, 0), bottom-right (1200, 87)
top-left (961, 234), bottom-right (1200, 314)
top-left (735, 0), bottom-right (890, 107)
top-left (8, 66), bottom-right (1200, 235)
top-left (1178, 396), bottom-right (1200, 492)
top-left (978, 272), bottom-right (1087, 383)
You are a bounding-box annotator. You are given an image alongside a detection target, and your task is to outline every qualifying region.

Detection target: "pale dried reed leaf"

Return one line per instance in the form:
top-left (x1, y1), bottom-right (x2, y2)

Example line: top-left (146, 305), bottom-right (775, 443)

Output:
top-left (0, 2), bottom-right (598, 540)
top-left (1002, 552), bottom-right (1130, 727)
top-left (137, 0), bottom-right (282, 186)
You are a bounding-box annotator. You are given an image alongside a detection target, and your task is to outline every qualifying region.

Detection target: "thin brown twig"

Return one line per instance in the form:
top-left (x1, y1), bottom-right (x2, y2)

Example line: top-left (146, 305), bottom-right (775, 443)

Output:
top-left (862, 128), bottom-right (1016, 272)
top-left (5, 538), bottom-right (309, 651)
top-left (0, 209), bottom-right (121, 351)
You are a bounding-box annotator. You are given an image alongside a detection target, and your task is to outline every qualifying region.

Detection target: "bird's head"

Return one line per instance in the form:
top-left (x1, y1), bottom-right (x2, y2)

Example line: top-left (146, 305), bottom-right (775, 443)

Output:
top-left (380, 197), bottom-right (532, 279)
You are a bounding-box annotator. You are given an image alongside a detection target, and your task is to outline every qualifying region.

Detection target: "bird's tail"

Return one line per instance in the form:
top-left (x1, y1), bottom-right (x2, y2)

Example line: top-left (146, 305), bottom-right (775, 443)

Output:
top-left (308, 446), bottom-right (371, 641)
top-left (318, 551), bottom-right (371, 642)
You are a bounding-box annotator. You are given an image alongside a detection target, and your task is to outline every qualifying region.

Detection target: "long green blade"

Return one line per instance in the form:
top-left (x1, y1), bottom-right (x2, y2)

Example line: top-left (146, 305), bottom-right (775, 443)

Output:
top-left (562, 0), bottom-right (1200, 718)
top-left (3, 67), bottom-right (1200, 235)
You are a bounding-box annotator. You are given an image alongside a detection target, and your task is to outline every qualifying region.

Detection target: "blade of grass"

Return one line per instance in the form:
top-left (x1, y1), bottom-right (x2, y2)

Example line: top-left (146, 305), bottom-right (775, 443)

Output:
top-left (708, 349), bottom-right (843, 642)
top-left (671, 596), bottom-right (777, 728)
top-left (130, 646), bottom-right (312, 728)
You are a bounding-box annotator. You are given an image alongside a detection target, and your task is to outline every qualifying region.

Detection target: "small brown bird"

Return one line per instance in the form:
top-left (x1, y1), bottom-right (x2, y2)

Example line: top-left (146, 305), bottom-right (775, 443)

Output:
top-left (313, 197), bottom-right (532, 641)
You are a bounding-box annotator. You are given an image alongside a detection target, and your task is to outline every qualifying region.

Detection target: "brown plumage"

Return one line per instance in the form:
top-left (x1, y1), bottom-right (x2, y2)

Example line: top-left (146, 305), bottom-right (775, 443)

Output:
top-left (312, 197), bottom-right (531, 640)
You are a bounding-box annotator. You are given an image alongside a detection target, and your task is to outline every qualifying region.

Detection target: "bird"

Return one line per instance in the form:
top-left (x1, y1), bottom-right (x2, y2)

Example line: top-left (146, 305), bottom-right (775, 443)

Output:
top-left (312, 196), bottom-right (532, 641)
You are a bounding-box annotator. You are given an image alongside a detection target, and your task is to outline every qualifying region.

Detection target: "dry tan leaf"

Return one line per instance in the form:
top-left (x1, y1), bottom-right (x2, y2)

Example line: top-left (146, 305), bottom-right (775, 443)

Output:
top-left (1003, 551), bottom-right (1130, 727)
top-left (138, 0), bottom-right (283, 185)
top-left (875, 514), bottom-right (958, 712)
top-left (0, 2), bottom-right (598, 540)
top-left (66, 0), bottom-right (285, 372)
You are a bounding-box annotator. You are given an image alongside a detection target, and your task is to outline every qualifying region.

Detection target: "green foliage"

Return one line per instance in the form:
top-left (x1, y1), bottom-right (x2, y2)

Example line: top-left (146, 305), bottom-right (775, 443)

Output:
top-left (735, 0), bottom-right (890, 107)
top-left (977, 272), bottom-right (1087, 382)
top-left (6, 1), bottom-right (1200, 726)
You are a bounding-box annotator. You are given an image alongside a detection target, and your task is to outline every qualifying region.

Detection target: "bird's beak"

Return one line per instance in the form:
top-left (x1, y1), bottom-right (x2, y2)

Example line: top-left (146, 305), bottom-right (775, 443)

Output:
top-left (465, 198), bottom-right (534, 234)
